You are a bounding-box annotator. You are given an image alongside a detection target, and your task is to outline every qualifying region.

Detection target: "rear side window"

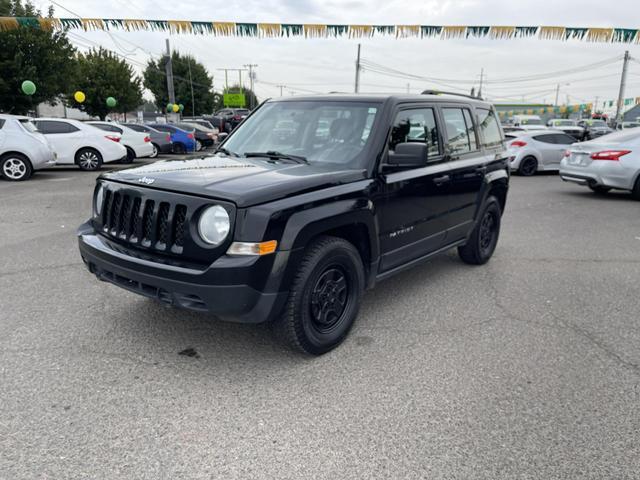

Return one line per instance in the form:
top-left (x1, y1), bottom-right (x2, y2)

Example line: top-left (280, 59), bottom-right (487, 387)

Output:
top-left (36, 120), bottom-right (78, 134)
top-left (0, 119), bottom-right (5, 129)
top-left (552, 133), bottom-right (577, 145)
top-left (442, 107), bottom-right (478, 155)
top-left (126, 124), bottom-right (146, 133)
top-left (91, 123), bottom-right (122, 134)
top-left (389, 108), bottom-right (440, 156)
top-left (533, 134), bottom-right (557, 144)
top-left (477, 108), bottom-right (503, 149)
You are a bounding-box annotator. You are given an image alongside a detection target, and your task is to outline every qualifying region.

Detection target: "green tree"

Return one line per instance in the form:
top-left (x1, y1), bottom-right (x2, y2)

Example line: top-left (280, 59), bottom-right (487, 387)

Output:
top-left (143, 52), bottom-right (214, 116)
top-left (0, 0), bottom-right (77, 114)
top-left (71, 47), bottom-right (143, 120)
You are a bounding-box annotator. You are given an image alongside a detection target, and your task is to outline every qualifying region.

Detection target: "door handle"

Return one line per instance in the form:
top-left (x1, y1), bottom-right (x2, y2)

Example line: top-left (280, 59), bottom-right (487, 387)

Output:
top-left (434, 175), bottom-right (450, 186)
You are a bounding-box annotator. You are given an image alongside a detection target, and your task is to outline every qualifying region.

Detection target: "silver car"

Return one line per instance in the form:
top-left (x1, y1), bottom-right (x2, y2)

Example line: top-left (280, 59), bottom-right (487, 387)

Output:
top-left (560, 129), bottom-right (640, 199)
top-left (506, 130), bottom-right (577, 176)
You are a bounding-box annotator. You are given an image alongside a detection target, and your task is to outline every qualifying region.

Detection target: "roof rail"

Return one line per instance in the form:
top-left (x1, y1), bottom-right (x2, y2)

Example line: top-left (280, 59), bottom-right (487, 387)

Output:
top-left (421, 89), bottom-right (483, 100)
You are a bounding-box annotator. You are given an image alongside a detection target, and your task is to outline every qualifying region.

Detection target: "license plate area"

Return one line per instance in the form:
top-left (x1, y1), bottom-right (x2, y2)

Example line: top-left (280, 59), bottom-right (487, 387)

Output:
top-left (569, 152), bottom-right (590, 166)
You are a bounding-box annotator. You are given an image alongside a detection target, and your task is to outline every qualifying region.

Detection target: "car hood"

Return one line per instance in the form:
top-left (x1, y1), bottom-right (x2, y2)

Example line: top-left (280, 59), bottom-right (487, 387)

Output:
top-left (100, 155), bottom-right (368, 207)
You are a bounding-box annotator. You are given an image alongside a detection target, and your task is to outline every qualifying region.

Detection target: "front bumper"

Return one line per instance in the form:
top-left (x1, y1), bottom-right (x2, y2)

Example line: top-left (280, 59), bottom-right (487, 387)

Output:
top-left (77, 221), bottom-right (288, 323)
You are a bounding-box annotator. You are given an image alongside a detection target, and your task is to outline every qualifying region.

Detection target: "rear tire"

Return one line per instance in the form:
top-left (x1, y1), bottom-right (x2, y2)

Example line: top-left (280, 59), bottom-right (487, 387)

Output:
top-left (588, 184), bottom-right (611, 195)
top-left (173, 142), bottom-right (186, 154)
top-left (518, 156), bottom-right (538, 176)
top-left (0, 153), bottom-right (33, 181)
top-left (273, 236), bottom-right (365, 355)
top-left (76, 148), bottom-right (103, 171)
top-left (458, 196), bottom-right (502, 265)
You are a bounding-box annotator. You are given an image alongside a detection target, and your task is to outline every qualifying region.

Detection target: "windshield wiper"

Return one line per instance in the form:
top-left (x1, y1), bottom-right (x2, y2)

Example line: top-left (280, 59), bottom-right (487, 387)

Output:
top-left (214, 147), bottom-right (240, 157)
top-left (244, 151), bottom-right (308, 164)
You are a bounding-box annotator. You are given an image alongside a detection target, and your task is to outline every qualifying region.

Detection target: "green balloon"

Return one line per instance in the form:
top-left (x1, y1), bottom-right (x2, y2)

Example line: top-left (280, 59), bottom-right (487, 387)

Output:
top-left (178, 104), bottom-right (184, 112)
top-left (21, 80), bottom-right (36, 95)
top-left (106, 97), bottom-right (117, 108)
top-left (166, 103), bottom-right (174, 112)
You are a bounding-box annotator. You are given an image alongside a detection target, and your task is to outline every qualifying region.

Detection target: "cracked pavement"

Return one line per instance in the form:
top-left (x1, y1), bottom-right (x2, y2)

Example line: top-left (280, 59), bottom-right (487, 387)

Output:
top-left (1, 167), bottom-right (639, 479)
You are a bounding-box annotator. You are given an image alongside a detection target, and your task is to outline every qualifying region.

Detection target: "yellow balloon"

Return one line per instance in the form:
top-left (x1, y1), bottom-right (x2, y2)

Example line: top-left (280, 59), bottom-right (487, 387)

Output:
top-left (74, 91), bottom-right (85, 103)
top-left (172, 103), bottom-right (180, 113)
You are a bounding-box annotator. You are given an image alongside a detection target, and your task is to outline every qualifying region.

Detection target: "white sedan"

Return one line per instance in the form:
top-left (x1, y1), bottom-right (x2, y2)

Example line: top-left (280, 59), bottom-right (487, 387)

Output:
top-left (560, 129), bottom-right (640, 199)
top-left (0, 114), bottom-right (56, 181)
top-left (34, 118), bottom-right (127, 171)
top-left (87, 121), bottom-right (154, 163)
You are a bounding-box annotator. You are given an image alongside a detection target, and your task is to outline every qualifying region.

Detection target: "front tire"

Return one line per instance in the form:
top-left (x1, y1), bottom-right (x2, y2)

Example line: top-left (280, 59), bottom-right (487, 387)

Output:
top-left (123, 147), bottom-right (135, 164)
top-left (518, 156), bottom-right (538, 176)
top-left (1, 153), bottom-right (33, 181)
top-left (458, 196), bottom-right (502, 265)
top-left (273, 236), bottom-right (365, 355)
top-left (173, 142), bottom-right (186, 154)
top-left (632, 176), bottom-right (640, 201)
top-left (195, 140), bottom-right (203, 151)
top-left (75, 148), bottom-right (103, 171)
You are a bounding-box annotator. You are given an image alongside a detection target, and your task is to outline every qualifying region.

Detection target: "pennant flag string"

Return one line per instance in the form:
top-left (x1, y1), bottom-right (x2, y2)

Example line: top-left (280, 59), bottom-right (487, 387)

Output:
top-left (0, 17), bottom-right (638, 43)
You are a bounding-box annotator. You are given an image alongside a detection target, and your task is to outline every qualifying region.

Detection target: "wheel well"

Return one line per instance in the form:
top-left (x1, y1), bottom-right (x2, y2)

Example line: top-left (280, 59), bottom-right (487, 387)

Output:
top-left (0, 151), bottom-right (32, 165)
top-left (319, 223), bottom-right (371, 273)
top-left (74, 147), bottom-right (100, 164)
top-left (488, 180), bottom-right (508, 214)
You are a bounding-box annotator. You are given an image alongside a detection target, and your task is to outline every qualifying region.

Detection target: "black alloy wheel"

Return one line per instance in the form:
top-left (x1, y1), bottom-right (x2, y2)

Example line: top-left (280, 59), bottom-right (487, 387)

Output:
top-left (458, 196), bottom-right (502, 265)
top-left (274, 236), bottom-right (365, 355)
top-left (519, 156), bottom-right (538, 176)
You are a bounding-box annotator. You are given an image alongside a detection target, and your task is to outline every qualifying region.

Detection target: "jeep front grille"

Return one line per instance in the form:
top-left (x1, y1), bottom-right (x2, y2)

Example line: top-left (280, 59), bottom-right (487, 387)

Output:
top-left (101, 189), bottom-right (188, 254)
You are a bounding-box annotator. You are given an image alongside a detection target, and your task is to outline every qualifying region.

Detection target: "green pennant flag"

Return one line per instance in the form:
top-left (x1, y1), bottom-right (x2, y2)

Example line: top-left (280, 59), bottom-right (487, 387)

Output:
top-left (467, 26), bottom-right (490, 37)
top-left (375, 25), bottom-right (395, 35)
top-left (514, 26), bottom-right (538, 37)
top-left (104, 19), bottom-right (124, 30)
top-left (421, 25), bottom-right (442, 37)
top-left (281, 24), bottom-right (303, 37)
top-left (191, 21), bottom-right (213, 34)
top-left (613, 28), bottom-right (637, 43)
top-left (147, 20), bottom-right (168, 31)
top-left (60, 18), bottom-right (82, 29)
top-left (236, 23), bottom-right (258, 36)
top-left (327, 25), bottom-right (348, 37)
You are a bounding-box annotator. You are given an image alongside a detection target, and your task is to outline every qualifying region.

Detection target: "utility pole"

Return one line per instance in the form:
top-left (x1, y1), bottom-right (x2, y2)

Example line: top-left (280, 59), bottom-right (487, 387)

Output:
top-left (554, 84), bottom-right (560, 106)
top-left (165, 39), bottom-right (176, 106)
top-left (478, 68), bottom-right (484, 99)
top-left (187, 57), bottom-right (195, 117)
top-left (354, 43), bottom-right (361, 93)
top-left (243, 64), bottom-right (258, 108)
top-left (614, 50), bottom-right (630, 126)
top-left (276, 85), bottom-right (285, 96)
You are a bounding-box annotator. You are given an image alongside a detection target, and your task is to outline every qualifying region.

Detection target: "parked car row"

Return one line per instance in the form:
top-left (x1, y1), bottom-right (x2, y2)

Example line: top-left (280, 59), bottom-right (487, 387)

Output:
top-left (505, 122), bottom-right (640, 200)
top-left (503, 115), bottom-right (619, 142)
top-left (0, 113), bottom-right (226, 181)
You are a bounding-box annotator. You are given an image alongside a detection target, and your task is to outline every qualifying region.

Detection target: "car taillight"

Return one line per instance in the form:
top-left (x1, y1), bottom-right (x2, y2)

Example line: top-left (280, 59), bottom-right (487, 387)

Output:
top-left (105, 135), bottom-right (120, 142)
top-left (233, 115), bottom-right (241, 121)
top-left (563, 150), bottom-right (571, 157)
top-left (187, 133), bottom-right (195, 139)
top-left (144, 135), bottom-right (151, 143)
top-left (510, 140), bottom-right (527, 147)
top-left (590, 150), bottom-right (631, 161)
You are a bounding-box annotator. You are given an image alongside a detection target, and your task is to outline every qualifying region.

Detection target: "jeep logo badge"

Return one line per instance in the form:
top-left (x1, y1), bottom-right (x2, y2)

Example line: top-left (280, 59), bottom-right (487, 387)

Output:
top-left (138, 176), bottom-right (155, 185)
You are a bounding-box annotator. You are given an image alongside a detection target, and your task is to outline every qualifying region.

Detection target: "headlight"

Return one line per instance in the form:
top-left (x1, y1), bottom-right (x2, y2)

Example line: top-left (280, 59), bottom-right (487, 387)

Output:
top-left (198, 205), bottom-right (230, 245)
top-left (94, 184), bottom-right (104, 217)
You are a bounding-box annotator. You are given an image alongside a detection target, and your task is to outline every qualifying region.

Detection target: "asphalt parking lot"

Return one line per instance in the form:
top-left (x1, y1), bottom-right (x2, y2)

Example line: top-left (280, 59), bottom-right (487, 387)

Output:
top-left (1, 164), bottom-right (639, 479)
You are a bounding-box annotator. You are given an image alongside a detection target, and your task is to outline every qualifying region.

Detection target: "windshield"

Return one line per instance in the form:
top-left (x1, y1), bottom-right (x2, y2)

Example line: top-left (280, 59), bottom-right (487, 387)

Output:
top-left (591, 120), bottom-right (607, 127)
top-left (19, 118), bottom-right (38, 133)
top-left (223, 101), bottom-right (380, 166)
top-left (554, 120), bottom-right (576, 126)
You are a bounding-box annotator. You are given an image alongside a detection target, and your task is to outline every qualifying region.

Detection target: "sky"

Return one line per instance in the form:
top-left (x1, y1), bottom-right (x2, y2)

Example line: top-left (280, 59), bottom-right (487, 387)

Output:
top-left (32, 0), bottom-right (640, 110)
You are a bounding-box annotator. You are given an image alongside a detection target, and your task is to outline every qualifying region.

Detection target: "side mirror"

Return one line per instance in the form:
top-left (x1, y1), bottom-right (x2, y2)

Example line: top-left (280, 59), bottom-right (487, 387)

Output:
top-left (387, 142), bottom-right (428, 167)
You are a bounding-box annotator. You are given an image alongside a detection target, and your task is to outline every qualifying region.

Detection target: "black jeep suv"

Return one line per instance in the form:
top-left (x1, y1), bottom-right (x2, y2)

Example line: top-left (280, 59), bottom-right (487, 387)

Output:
top-left (78, 93), bottom-right (509, 355)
